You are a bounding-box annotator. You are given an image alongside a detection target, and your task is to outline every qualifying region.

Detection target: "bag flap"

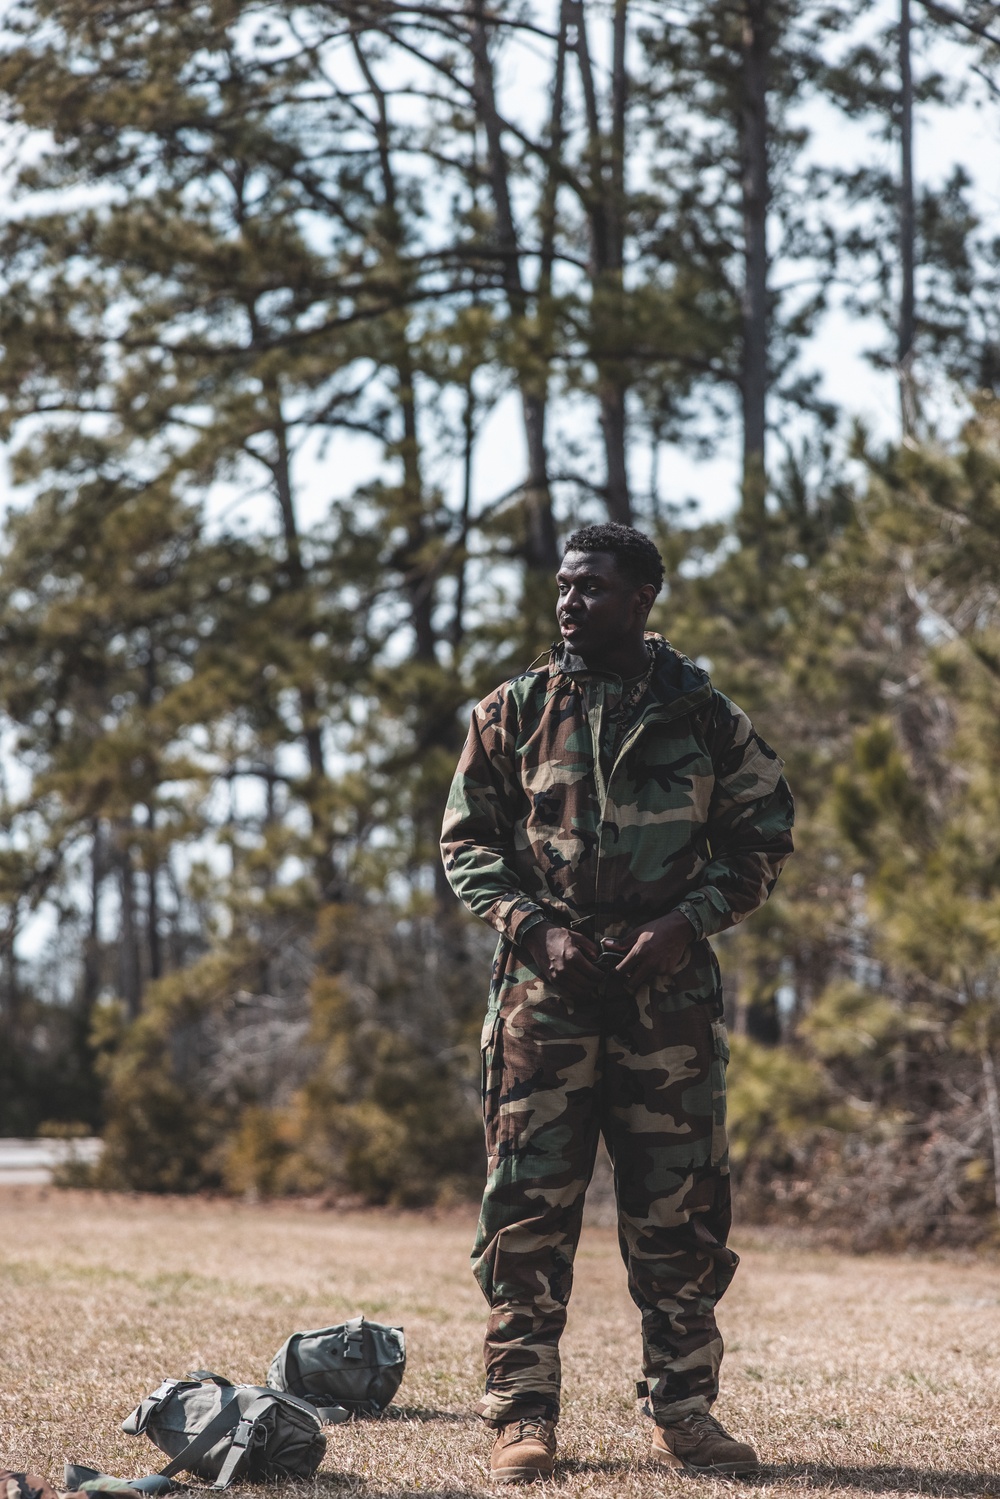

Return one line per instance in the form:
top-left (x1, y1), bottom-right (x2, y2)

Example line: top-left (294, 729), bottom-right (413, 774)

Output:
top-left (240, 1386), bottom-right (324, 1429)
top-left (290, 1321), bottom-right (405, 1375)
top-left (122, 1380), bottom-right (189, 1436)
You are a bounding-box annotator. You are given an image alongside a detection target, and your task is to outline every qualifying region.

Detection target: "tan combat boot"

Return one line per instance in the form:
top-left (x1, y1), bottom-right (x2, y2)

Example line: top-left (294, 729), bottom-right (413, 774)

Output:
top-left (490, 1417), bottom-right (557, 1483)
top-left (651, 1411), bottom-right (759, 1476)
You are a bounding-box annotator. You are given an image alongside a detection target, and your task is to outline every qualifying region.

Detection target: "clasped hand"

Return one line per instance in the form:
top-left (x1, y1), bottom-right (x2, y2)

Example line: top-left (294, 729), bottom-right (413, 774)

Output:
top-left (521, 911), bottom-right (695, 999)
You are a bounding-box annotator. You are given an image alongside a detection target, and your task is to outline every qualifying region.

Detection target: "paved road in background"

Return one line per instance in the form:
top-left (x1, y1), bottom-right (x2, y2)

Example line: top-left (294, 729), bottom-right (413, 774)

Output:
top-left (0, 1137), bottom-right (102, 1184)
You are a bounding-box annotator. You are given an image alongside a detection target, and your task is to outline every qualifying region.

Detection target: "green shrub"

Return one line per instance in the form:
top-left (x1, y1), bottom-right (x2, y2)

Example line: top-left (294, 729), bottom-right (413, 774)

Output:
top-left (93, 905), bottom-right (488, 1204)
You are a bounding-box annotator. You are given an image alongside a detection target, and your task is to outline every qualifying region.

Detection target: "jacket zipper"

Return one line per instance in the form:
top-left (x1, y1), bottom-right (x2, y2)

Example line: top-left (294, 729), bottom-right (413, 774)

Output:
top-left (592, 688), bottom-right (712, 938)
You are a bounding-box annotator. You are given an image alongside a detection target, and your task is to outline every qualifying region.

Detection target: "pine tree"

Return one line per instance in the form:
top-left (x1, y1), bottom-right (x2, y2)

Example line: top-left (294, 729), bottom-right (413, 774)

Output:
top-left (824, 1), bottom-right (1000, 430)
top-left (637, 0), bottom-right (845, 535)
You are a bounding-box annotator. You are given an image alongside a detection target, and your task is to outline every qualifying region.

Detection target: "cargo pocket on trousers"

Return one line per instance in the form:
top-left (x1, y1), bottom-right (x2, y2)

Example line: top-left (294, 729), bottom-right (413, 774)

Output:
top-left (481, 1011), bottom-right (503, 1148)
top-left (709, 1020), bottom-right (730, 1169)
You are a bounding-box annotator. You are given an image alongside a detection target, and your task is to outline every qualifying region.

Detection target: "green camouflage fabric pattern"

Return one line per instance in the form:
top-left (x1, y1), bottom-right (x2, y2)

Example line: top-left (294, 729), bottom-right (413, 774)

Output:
top-left (441, 635), bottom-right (793, 984)
top-left (475, 963), bottom-right (733, 1425)
top-left (440, 634), bottom-right (794, 1426)
top-left (1, 1478), bottom-right (67, 1499)
top-left (0, 1477), bottom-right (140, 1499)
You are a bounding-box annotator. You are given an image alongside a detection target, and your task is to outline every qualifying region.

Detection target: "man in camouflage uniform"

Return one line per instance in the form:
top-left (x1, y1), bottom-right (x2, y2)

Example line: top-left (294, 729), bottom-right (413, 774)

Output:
top-left (441, 523), bottom-right (793, 1482)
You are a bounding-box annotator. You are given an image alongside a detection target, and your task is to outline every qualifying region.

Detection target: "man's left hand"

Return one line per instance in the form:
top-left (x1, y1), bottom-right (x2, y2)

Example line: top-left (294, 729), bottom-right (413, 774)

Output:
top-left (606, 910), bottom-right (696, 992)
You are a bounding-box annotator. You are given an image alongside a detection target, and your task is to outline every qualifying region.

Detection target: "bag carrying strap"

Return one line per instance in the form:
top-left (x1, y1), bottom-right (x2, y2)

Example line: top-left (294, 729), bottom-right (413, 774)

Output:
top-left (312, 1404), bottom-right (351, 1425)
top-left (122, 1380), bottom-right (183, 1436)
top-left (210, 1395), bottom-right (275, 1491)
top-left (156, 1396), bottom-right (249, 1484)
top-left (150, 1387), bottom-right (300, 1490)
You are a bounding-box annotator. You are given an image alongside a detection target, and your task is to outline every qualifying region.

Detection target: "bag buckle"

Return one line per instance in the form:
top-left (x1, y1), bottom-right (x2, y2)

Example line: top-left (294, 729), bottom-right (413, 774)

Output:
top-left (232, 1419), bottom-right (258, 1449)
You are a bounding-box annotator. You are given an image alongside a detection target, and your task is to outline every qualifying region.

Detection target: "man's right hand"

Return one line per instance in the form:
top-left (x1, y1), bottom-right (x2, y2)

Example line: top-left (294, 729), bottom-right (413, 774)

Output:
top-left (521, 922), bottom-right (604, 997)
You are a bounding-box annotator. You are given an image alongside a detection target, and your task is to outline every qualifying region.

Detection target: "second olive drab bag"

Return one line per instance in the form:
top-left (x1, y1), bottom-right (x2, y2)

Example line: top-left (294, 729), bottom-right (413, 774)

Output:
top-left (266, 1317), bottom-right (406, 1421)
top-left (121, 1372), bottom-right (326, 1489)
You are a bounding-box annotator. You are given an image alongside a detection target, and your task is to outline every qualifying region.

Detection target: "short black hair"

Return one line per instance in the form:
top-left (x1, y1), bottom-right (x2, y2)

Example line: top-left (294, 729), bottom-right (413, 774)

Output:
top-left (563, 523), bottom-right (665, 594)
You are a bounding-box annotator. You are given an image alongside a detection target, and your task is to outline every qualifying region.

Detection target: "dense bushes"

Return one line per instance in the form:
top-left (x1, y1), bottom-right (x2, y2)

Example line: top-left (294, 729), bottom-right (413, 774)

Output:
top-left (93, 906), bottom-right (490, 1205)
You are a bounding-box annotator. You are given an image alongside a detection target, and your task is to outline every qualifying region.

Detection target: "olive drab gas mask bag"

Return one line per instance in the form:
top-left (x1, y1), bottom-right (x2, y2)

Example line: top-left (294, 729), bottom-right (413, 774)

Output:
top-left (266, 1316), bottom-right (406, 1421)
top-left (121, 1372), bottom-right (326, 1489)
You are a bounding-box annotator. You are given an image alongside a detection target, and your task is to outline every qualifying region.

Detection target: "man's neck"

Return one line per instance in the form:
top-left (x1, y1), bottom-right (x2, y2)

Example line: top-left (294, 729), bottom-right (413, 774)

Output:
top-left (575, 637), bottom-right (650, 679)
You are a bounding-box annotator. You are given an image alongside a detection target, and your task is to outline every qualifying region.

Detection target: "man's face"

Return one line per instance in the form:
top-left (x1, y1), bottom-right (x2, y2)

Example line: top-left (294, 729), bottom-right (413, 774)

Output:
top-left (555, 550), bottom-right (649, 663)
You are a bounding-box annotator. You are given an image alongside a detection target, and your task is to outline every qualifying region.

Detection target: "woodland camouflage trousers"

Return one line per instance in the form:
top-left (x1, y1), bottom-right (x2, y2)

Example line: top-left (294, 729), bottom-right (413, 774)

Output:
top-left (472, 953), bottom-right (737, 1428)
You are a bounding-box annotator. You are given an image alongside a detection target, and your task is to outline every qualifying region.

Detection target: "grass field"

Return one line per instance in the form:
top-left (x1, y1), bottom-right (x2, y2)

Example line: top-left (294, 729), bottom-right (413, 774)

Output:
top-left (2, 1188), bottom-right (999, 1498)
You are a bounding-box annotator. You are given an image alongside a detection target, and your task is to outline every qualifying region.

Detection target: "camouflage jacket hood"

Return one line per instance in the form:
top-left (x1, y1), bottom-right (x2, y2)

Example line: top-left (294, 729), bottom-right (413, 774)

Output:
top-left (441, 632), bottom-right (794, 955)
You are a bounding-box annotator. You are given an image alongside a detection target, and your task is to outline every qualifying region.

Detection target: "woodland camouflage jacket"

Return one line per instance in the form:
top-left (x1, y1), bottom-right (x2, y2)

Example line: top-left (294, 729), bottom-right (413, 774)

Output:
top-left (441, 634), bottom-right (794, 1002)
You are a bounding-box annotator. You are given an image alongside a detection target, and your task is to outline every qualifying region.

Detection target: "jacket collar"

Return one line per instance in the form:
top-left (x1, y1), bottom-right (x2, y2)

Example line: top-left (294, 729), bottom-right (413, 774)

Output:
top-left (548, 632), bottom-right (712, 716)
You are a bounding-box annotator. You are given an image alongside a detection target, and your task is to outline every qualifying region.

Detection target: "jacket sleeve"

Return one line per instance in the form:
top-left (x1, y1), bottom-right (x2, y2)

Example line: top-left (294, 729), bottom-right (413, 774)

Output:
top-left (440, 690), bottom-right (548, 946)
top-left (675, 691), bottom-right (794, 941)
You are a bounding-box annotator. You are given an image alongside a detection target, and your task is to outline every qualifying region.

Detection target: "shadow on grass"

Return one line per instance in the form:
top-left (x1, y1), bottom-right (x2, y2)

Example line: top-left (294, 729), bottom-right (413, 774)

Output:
top-left (755, 1463), bottom-right (1000, 1495)
top-left (558, 1456), bottom-right (645, 1477)
top-left (378, 1406), bottom-right (477, 1424)
top-left (284, 1462), bottom-right (1000, 1497)
top-left (310, 1482), bottom-right (485, 1499)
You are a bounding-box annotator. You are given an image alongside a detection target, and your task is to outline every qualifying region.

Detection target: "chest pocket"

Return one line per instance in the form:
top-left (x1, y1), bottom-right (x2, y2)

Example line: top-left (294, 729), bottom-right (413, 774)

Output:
top-left (599, 732), bottom-right (712, 884)
top-left (616, 728), bottom-right (714, 817)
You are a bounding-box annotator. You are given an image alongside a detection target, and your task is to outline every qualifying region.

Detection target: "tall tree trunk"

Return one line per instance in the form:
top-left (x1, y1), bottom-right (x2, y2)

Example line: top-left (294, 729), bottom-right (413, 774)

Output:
top-left (739, 0), bottom-right (771, 533)
top-left (452, 373), bottom-right (476, 649)
top-left (118, 825), bottom-right (142, 1019)
top-left (978, 1018), bottom-right (1000, 1228)
top-left (140, 647), bottom-right (162, 983)
top-left (352, 34), bottom-right (438, 662)
top-left (145, 801), bottom-right (162, 982)
top-left (354, 31), bottom-right (456, 905)
top-left (270, 391), bottom-right (330, 786)
top-left (0, 928), bottom-right (21, 1046)
top-left (259, 367), bottom-right (340, 899)
top-left (80, 817), bottom-right (103, 1013)
top-left (469, 0), bottom-right (559, 567)
top-left (574, 0), bottom-right (632, 524)
top-left (898, 0), bottom-right (918, 435)
top-left (395, 337), bottom-right (438, 663)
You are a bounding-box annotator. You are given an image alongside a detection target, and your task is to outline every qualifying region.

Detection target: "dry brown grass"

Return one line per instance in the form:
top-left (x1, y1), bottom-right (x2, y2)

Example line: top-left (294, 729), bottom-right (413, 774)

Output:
top-left (1, 1187), bottom-right (999, 1498)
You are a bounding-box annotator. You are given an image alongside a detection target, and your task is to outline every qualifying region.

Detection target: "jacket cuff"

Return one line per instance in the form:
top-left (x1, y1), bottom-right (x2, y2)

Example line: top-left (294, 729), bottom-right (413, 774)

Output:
top-left (512, 909), bottom-right (548, 946)
top-left (675, 898), bottom-right (709, 941)
top-left (488, 897), bottom-right (548, 945)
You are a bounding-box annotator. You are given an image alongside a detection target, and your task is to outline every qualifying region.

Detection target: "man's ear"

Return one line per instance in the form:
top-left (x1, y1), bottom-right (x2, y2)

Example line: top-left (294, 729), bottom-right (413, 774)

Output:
top-left (636, 583), bottom-right (657, 622)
